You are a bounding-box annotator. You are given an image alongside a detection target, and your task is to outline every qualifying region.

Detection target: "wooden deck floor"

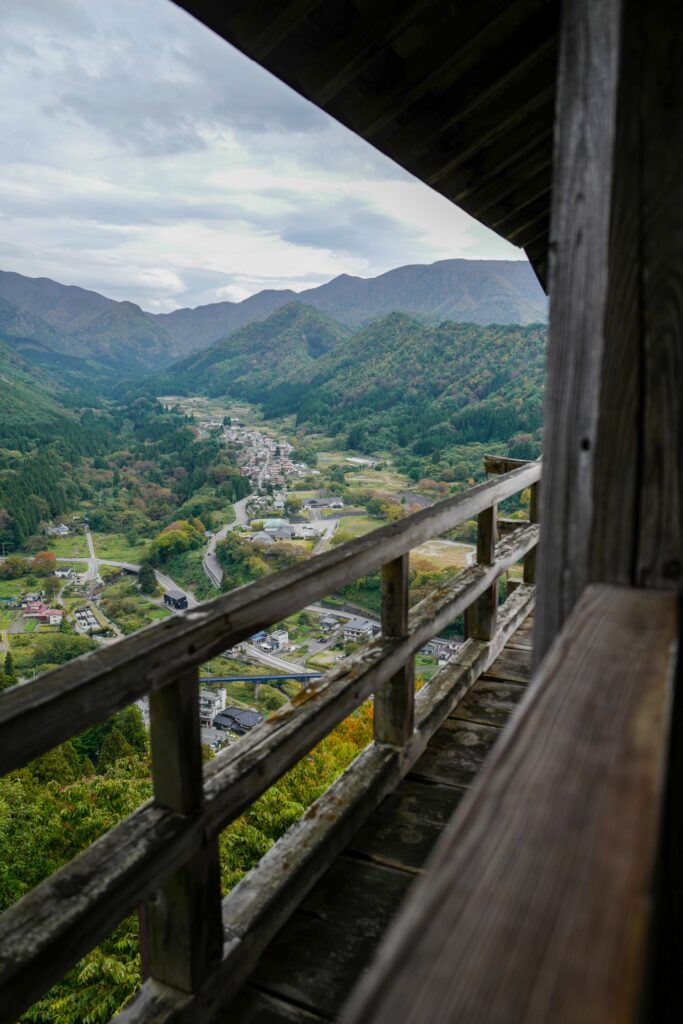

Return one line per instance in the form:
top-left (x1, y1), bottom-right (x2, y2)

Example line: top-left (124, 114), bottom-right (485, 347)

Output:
top-left (221, 616), bottom-right (534, 1023)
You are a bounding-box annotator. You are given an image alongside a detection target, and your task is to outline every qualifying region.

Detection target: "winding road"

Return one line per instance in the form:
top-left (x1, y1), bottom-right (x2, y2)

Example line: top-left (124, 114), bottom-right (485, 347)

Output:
top-left (203, 495), bottom-right (250, 587)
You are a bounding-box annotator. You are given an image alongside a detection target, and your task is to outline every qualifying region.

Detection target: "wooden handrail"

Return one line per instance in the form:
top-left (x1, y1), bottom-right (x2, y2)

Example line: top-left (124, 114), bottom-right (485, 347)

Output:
top-left (0, 461), bottom-right (540, 776)
top-left (342, 584), bottom-right (677, 1024)
top-left (0, 463), bottom-right (541, 1021)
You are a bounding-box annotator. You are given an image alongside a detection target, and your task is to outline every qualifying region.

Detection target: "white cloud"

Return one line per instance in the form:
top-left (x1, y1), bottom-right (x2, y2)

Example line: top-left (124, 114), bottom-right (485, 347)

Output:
top-left (0, 0), bottom-right (525, 312)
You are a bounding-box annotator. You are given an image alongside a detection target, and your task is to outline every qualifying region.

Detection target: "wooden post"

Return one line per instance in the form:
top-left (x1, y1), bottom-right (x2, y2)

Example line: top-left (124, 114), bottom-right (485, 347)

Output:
top-left (534, 0), bottom-right (683, 666)
top-left (142, 669), bottom-right (223, 991)
top-left (523, 482), bottom-right (538, 584)
top-left (465, 504), bottom-right (498, 641)
top-left (375, 554), bottom-right (414, 746)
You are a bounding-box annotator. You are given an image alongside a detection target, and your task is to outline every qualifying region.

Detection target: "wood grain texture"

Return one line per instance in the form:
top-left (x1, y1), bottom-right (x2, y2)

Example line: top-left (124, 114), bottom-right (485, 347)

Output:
top-left (375, 554), bottom-right (414, 746)
top-left (533, 0), bottom-right (623, 666)
top-left (1, 567), bottom-right (536, 1024)
top-left (117, 589), bottom-right (536, 1024)
top-left (465, 505), bottom-right (498, 641)
top-left (342, 585), bottom-right (677, 1024)
top-left (0, 463), bottom-right (540, 776)
top-left (145, 669), bottom-right (223, 991)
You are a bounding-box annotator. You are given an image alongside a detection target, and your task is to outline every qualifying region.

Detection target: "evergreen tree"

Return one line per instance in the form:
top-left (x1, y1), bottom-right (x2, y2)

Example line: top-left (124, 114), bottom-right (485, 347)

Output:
top-left (4, 650), bottom-right (16, 681)
top-left (98, 728), bottom-right (135, 772)
top-left (137, 562), bottom-right (158, 595)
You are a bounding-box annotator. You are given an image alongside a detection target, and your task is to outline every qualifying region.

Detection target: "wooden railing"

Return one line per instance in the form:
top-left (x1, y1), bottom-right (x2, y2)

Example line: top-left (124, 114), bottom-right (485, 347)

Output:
top-left (0, 460), bottom-right (541, 1022)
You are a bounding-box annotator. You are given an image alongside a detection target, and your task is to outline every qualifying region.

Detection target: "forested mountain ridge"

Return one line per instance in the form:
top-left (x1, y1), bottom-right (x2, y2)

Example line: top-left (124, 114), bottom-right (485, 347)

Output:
top-left (0, 271), bottom-right (181, 377)
top-left (0, 259), bottom-right (546, 377)
top-left (157, 302), bottom-right (351, 399)
top-left (155, 258), bottom-right (547, 349)
top-left (158, 303), bottom-right (546, 461)
top-left (282, 313), bottom-right (546, 457)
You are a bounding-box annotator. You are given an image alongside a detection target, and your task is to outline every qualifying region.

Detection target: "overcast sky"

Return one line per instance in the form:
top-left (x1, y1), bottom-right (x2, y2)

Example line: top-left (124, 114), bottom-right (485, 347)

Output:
top-left (0, 0), bottom-right (525, 313)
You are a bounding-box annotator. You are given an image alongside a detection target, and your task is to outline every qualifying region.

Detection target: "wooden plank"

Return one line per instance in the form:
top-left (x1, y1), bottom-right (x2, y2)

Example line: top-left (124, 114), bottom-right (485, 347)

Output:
top-left (144, 669), bottom-right (223, 991)
top-left (299, 857), bottom-right (413, 940)
top-left (465, 505), bottom-right (498, 641)
top-left (226, 987), bottom-right (328, 1023)
top-left (348, 779), bottom-right (465, 873)
top-left (484, 455), bottom-right (532, 475)
top-left (118, 589), bottom-right (536, 1024)
top-left (533, 0), bottom-right (624, 666)
top-left (410, 718), bottom-right (501, 789)
top-left (454, 679), bottom-right (526, 729)
top-left (254, 912), bottom-right (379, 1019)
top-left (482, 646), bottom-right (532, 684)
top-left (375, 554), bottom-right (414, 747)
top-left (0, 463), bottom-right (540, 776)
top-left (342, 585), bottom-right (677, 1024)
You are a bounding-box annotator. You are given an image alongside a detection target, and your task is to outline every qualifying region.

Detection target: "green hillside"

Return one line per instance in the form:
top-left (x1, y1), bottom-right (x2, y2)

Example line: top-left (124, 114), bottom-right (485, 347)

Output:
top-left (160, 305), bottom-right (546, 463)
top-left (160, 302), bottom-right (351, 399)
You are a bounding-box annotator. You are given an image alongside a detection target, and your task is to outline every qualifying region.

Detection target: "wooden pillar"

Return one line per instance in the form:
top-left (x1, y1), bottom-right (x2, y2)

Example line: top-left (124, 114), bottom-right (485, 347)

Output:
top-left (534, 0), bottom-right (683, 666)
top-left (142, 669), bottom-right (223, 991)
top-left (375, 554), bottom-right (414, 746)
top-left (465, 505), bottom-right (498, 641)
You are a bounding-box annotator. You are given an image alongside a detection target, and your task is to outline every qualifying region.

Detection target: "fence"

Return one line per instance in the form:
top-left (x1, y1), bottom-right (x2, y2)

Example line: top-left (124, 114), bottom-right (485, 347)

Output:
top-left (0, 459), bottom-right (540, 1022)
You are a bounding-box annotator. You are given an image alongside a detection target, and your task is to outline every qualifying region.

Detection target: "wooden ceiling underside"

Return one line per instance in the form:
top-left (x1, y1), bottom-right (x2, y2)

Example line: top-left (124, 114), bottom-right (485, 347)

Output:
top-left (176, 0), bottom-right (559, 289)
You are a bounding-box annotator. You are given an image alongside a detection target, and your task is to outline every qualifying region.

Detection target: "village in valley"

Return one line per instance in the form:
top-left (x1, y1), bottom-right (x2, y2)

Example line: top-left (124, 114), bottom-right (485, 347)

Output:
top-left (1, 397), bottom-right (479, 749)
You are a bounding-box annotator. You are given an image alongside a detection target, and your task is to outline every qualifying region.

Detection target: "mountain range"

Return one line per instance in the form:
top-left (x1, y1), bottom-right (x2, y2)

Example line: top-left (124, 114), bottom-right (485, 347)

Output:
top-left (158, 302), bottom-right (546, 460)
top-left (0, 260), bottom-right (546, 385)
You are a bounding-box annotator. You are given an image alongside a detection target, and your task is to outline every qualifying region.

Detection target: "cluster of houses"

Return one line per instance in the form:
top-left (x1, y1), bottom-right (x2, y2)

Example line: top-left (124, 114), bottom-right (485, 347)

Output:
top-left (44, 522), bottom-right (71, 538)
top-left (223, 424), bottom-right (312, 488)
top-left (302, 496), bottom-right (344, 511)
top-left (198, 686), bottom-right (264, 736)
top-left (343, 616), bottom-right (380, 642)
top-left (21, 598), bottom-right (63, 626)
top-left (249, 517), bottom-right (321, 546)
top-left (250, 628), bottom-right (294, 653)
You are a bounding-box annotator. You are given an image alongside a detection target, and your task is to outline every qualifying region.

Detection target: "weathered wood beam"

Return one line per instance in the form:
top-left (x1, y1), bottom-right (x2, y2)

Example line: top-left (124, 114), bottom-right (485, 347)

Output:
top-left (484, 455), bottom-right (532, 475)
top-left (202, 525), bottom-right (539, 837)
top-left (350, 0), bottom-right (537, 140)
top-left (533, 0), bottom-right (624, 665)
top-left (523, 482), bottom-right (539, 584)
top-left (465, 506), bottom-right (498, 641)
top-left (0, 462), bottom-right (540, 776)
top-left (490, 187), bottom-right (553, 238)
top-left (342, 585), bottom-right (677, 1024)
top-left (425, 85), bottom-right (556, 188)
top-left (299, 0), bottom-right (436, 107)
top-left (0, 553), bottom-right (537, 1022)
top-left (535, 0), bottom-right (683, 664)
top-left (375, 555), bottom-right (414, 747)
top-left (387, 29), bottom-right (557, 171)
top-left (117, 587), bottom-right (537, 1024)
top-left (177, 0), bottom-right (324, 63)
top-left (144, 668), bottom-right (223, 991)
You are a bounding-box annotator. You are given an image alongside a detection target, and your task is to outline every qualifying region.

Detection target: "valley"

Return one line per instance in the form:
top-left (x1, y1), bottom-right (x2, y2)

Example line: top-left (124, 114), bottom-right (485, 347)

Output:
top-left (0, 259), bottom-right (540, 1021)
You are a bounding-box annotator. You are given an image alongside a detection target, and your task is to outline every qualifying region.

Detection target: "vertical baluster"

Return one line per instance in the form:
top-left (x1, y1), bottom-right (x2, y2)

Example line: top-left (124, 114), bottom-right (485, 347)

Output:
top-left (141, 668), bottom-right (223, 991)
top-left (375, 553), bottom-right (414, 746)
top-left (466, 504), bottom-right (498, 640)
top-left (523, 482), bottom-right (539, 584)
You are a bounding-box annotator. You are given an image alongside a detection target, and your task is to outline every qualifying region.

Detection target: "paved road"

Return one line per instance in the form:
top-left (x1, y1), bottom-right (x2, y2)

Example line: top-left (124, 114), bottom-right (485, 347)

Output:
top-left (84, 526), bottom-right (98, 582)
top-left (56, 555), bottom-right (198, 612)
top-left (242, 643), bottom-right (307, 673)
top-left (203, 495), bottom-right (251, 587)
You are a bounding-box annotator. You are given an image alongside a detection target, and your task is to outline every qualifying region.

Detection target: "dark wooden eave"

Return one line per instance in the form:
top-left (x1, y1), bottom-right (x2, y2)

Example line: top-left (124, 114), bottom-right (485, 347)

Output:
top-left (174, 0), bottom-right (560, 289)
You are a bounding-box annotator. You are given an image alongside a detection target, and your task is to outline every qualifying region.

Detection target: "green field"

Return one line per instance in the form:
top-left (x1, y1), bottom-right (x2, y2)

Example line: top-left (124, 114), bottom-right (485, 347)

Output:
top-left (90, 532), bottom-right (150, 564)
top-left (45, 533), bottom-right (90, 558)
top-left (332, 515), bottom-right (380, 544)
